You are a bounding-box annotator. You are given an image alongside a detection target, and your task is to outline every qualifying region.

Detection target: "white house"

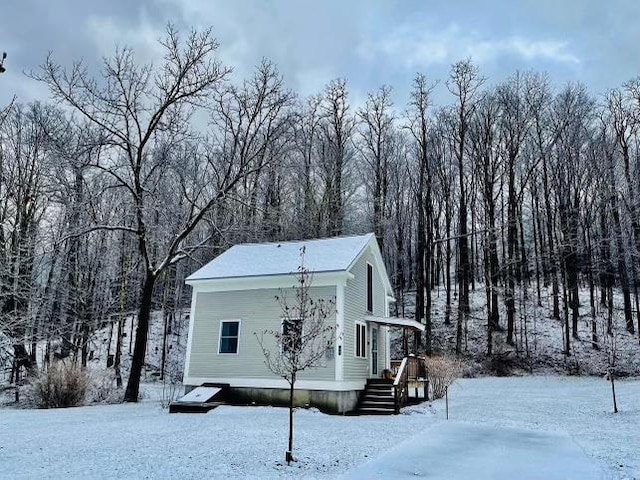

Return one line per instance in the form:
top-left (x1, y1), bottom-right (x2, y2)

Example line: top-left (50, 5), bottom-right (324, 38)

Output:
top-left (182, 233), bottom-right (424, 413)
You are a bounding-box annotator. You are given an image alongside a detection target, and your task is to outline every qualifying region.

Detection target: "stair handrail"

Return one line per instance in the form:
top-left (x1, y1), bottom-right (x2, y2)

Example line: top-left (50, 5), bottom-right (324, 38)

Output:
top-left (393, 356), bottom-right (409, 414)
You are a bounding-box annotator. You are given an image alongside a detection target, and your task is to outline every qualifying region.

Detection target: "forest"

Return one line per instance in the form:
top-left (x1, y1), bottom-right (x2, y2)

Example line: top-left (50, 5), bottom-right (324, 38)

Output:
top-left (2, 26), bottom-right (640, 402)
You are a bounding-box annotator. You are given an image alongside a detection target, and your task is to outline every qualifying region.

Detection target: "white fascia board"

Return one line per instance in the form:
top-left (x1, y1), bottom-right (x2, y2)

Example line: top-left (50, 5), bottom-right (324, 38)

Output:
top-left (183, 377), bottom-right (366, 391)
top-left (186, 271), bottom-right (353, 293)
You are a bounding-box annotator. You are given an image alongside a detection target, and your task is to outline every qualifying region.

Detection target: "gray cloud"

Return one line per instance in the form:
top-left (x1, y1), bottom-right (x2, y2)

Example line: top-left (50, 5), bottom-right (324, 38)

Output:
top-left (1, 0), bottom-right (639, 109)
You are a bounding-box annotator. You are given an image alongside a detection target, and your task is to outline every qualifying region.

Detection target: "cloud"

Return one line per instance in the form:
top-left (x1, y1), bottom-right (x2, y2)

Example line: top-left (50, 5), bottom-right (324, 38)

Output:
top-left (359, 23), bottom-right (580, 69)
top-left (85, 15), bottom-right (166, 64)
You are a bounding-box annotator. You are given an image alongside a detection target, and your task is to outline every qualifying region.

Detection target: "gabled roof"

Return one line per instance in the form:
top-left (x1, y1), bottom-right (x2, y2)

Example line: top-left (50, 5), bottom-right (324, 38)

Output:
top-left (186, 233), bottom-right (376, 282)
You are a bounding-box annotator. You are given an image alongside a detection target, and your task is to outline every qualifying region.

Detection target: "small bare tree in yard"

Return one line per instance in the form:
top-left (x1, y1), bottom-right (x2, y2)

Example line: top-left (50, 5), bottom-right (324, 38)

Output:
top-left (255, 247), bottom-right (335, 465)
top-left (600, 316), bottom-right (620, 413)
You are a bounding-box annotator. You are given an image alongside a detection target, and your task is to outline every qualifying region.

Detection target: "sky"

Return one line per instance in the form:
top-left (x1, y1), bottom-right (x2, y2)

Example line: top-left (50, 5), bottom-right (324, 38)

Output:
top-left (1, 0), bottom-right (640, 109)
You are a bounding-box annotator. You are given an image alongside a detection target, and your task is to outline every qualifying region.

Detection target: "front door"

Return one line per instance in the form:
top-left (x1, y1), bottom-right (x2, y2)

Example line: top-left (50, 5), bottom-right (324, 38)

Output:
top-left (371, 326), bottom-right (378, 376)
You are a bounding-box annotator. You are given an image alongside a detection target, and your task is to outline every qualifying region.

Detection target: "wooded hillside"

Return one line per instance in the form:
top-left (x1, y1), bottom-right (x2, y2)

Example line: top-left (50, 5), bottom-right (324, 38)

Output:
top-left (2, 28), bottom-right (640, 399)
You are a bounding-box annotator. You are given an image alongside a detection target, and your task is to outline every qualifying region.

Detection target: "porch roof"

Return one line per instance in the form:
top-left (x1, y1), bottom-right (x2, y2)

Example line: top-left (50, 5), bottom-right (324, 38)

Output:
top-left (365, 315), bottom-right (425, 332)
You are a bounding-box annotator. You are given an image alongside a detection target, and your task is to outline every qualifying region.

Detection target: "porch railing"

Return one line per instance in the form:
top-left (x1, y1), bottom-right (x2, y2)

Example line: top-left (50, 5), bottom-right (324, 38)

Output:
top-left (392, 355), bottom-right (427, 414)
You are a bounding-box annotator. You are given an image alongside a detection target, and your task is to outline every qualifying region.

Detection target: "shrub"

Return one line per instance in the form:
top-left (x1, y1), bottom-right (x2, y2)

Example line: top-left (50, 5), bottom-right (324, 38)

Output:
top-left (425, 355), bottom-right (462, 400)
top-left (34, 361), bottom-right (89, 408)
top-left (88, 371), bottom-right (122, 404)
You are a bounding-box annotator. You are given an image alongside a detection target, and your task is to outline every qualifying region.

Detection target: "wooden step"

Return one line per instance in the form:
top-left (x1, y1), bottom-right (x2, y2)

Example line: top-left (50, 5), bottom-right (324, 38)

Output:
top-left (362, 396), bottom-right (395, 403)
top-left (356, 378), bottom-right (398, 415)
top-left (366, 384), bottom-right (394, 390)
top-left (366, 378), bottom-right (394, 385)
top-left (358, 406), bottom-right (395, 415)
top-left (363, 393), bottom-right (394, 401)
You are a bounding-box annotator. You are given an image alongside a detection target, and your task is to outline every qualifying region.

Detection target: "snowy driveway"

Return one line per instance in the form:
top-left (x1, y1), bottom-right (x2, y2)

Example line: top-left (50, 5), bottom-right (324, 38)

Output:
top-left (345, 422), bottom-right (605, 480)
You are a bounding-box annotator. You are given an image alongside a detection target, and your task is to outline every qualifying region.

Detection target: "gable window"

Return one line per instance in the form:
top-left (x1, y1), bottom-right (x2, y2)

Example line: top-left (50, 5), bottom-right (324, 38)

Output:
top-left (366, 263), bottom-right (373, 313)
top-left (218, 320), bottom-right (240, 354)
top-left (355, 321), bottom-right (366, 358)
top-left (282, 318), bottom-right (302, 354)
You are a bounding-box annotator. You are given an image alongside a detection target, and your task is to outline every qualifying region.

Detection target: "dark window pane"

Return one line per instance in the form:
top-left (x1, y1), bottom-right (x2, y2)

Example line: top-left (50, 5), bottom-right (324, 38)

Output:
top-left (367, 264), bottom-right (373, 312)
top-left (220, 337), bottom-right (238, 354)
top-left (221, 321), bottom-right (239, 337)
top-left (356, 324), bottom-right (361, 356)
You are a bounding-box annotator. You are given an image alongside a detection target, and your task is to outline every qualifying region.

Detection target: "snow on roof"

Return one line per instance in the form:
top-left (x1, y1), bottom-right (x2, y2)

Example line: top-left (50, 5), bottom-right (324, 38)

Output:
top-left (186, 233), bottom-right (375, 281)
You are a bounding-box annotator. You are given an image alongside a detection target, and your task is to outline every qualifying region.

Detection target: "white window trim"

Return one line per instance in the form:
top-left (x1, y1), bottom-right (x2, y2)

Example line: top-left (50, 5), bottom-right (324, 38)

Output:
top-left (218, 319), bottom-right (241, 355)
top-left (366, 262), bottom-right (374, 314)
top-left (354, 320), bottom-right (367, 359)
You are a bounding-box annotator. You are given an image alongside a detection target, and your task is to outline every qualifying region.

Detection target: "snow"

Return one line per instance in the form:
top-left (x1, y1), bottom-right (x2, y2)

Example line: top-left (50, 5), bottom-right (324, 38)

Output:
top-left (177, 386), bottom-right (220, 403)
top-left (185, 233), bottom-right (374, 281)
top-left (345, 423), bottom-right (604, 480)
top-left (2, 376), bottom-right (638, 479)
top-left (393, 284), bottom-right (640, 377)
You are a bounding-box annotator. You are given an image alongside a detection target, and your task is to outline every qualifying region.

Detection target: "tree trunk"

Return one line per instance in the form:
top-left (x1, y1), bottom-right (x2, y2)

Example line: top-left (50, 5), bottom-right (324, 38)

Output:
top-left (505, 161), bottom-right (518, 345)
top-left (286, 375), bottom-right (296, 464)
top-left (124, 271), bottom-right (156, 402)
top-left (610, 373), bottom-right (618, 414)
top-left (114, 318), bottom-right (124, 388)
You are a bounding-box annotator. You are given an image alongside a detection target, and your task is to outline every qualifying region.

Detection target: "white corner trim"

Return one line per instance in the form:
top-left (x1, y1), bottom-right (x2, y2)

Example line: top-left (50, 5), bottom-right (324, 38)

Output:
top-left (335, 284), bottom-right (345, 382)
top-left (183, 377), bottom-right (366, 391)
top-left (183, 290), bottom-right (198, 380)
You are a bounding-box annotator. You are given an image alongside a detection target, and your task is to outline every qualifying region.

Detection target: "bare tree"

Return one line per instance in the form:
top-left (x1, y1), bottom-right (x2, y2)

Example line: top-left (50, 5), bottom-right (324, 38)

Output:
top-left (0, 103), bottom-right (58, 382)
top-left (405, 74), bottom-right (436, 353)
top-left (255, 247), bottom-right (335, 465)
top-left (318, 79), bottom-right (355, 236)
top-left (447, 59), bottom-right (484, 354)
top-left (357, 85), bottom-right (395, 250)
top-left (468, 94), bottom-right (502, 354)
top-left (32, 26), bottom-right (272, 402)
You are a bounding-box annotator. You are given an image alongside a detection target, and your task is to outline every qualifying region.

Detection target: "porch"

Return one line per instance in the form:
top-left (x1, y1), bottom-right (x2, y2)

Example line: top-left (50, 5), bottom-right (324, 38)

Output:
top-left (358, 315), bottom-right (428, 415)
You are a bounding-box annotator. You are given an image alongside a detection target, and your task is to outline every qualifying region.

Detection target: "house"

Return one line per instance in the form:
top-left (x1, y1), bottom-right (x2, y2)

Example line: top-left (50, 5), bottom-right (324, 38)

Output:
top-left (182, 233), bottom-right (424, 413)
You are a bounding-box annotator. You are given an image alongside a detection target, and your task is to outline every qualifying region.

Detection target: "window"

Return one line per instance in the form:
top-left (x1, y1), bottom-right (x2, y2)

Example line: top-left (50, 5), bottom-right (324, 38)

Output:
top-left (366, 263), bottom-right (373, 313)
top-left (218, 320), bottom-right (240, 354)
top-left (282, 318), bottom-right (302, 354)
top-left (355, 322), bottom-right (366, 358)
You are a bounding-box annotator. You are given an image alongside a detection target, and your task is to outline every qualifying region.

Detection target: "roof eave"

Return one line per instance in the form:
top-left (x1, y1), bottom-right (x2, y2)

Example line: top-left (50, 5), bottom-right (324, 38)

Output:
top-left (187, 270), bottom-right (353, 292)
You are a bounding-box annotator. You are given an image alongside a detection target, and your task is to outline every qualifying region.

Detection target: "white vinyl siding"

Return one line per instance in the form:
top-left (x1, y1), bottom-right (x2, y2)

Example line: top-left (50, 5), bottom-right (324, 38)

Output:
top-left (343, 247), bottom-right (387, 381)
top-left (187, 286), bottom-right (336, 382)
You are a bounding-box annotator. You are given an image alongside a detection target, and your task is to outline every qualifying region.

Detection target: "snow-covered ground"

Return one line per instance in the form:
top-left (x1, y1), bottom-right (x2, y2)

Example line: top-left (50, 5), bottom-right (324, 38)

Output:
top-left (346, 423), bottom-right (604, 480)
top-left (2, 376), bottom-right (637, 479)
top-left (393, 285), bottom-right (640, 377)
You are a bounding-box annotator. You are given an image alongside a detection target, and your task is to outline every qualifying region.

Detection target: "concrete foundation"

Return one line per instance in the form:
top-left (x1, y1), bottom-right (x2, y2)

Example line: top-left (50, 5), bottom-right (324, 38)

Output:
top-left (228, 387), bottom-right (362, 414)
